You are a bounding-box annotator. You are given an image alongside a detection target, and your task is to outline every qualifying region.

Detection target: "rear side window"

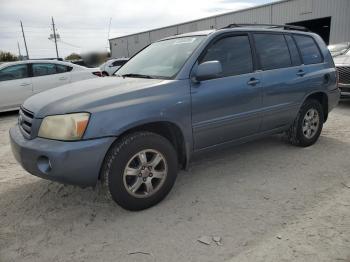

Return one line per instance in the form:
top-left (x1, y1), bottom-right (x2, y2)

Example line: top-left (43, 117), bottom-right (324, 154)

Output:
top-left (56, 64), bottom-right (73, 73)
top-left (253, 34), bottom-right (292, 70)
top-left (285, 35), bottom-right (302, 66)
top-left (294, 35), bottom-right (323, 65)
top-left (112, 60), bottom-right (127, 67)
top-left (200, 35), bottom-right (253, 78)
top-left (33, 63), bottom-right (57, 77)
top-left (0, 64), bottom-right (29, 81)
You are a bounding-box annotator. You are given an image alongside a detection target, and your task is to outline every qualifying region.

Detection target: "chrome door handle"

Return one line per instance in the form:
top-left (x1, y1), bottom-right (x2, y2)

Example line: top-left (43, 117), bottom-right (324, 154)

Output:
top-left (247, 78), bottom-right (260, 86)
top-left (296, 70), bottom-right (306, 77)
top-left (20, 83), bottom-right (30, 86)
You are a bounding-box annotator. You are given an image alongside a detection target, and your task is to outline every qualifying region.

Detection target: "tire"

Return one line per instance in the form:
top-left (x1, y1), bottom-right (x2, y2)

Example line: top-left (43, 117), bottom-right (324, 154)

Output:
top-left (286, 99), bottom-right (324, 147)
top-left (101, 131), bottom-right (178, 211)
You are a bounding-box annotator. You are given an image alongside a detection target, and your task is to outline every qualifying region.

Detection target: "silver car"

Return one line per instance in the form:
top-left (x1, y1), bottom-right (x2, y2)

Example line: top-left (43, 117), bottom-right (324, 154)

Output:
top-left (328, 42), bottom-right (350, 97)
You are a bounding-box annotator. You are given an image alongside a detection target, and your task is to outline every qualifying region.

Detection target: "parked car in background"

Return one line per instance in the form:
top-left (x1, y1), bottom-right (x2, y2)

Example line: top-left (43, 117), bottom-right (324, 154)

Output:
top-left (10, 25), bottom-right (339, 210)
top-left (0, 60), bottom-right (102, 112)
top-left (100, 58), bottom-right (129, 76)
top-left (328, 43), bottom-right (350, 98)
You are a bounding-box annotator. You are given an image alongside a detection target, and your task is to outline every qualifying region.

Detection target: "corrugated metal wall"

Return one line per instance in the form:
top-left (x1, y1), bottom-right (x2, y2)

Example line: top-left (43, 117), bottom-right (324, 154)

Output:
top-left (110, 0), bottom-right (350, 58)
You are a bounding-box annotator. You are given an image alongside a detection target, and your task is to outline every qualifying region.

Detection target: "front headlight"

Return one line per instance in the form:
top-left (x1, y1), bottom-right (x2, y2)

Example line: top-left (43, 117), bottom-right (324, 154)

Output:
top-left (38, 113), bottom-right (90, 141)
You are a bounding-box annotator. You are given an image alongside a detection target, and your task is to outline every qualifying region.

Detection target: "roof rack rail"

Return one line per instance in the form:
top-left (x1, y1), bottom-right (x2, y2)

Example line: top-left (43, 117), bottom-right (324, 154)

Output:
top-left (222, 23), bottom-right (310, 32)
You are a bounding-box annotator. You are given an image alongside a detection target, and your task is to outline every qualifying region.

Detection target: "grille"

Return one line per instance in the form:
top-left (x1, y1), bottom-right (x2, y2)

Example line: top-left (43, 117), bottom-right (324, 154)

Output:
top-left (19, 107), bottom-right (34, 139)
top-left (337, 66), bottom-right (350, 85)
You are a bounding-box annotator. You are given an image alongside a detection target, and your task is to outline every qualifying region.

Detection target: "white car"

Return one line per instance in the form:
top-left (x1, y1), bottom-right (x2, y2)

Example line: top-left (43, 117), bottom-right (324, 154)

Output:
top-left (0, 60), bottom-right (102, 112)
top-left (100, 58), bottom-right (129, 76)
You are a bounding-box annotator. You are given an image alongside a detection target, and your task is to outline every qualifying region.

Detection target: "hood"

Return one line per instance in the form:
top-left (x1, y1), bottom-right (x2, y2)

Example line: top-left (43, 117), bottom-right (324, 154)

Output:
top-left (23, 77), bottom-right (164, 118)
top-left (333, 54), bottom-right (350, 66)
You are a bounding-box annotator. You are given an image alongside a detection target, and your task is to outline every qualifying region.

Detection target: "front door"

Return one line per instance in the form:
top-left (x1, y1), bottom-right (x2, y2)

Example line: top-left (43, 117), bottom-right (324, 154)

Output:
top-left (191, 34), bottom-right (263, 150)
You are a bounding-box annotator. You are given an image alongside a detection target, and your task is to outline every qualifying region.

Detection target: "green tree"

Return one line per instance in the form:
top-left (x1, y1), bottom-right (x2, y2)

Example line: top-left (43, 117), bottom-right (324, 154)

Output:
top-left (65, 53), bottom-right (81, 61)
top-left (0, 51), bottom-right (18, 62)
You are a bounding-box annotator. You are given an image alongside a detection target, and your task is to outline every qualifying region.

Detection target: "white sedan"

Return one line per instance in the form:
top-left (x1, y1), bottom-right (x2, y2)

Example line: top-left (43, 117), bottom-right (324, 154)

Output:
top-left (0, 60), bottom-right (102, 112)
top-left (100, 58), bottom-right (129, 76)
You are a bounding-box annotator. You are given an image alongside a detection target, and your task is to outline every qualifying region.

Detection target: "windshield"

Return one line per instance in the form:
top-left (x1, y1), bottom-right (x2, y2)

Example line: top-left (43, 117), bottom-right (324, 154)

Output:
top-left (116, 36), bottom-right (205, 79)
top-left (328, 42), bottom-right (350, 56)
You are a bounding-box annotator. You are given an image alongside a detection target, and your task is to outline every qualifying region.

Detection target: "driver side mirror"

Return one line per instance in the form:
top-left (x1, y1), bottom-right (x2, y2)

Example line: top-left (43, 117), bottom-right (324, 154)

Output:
top-left (193, 61), bottom-right (222, 82)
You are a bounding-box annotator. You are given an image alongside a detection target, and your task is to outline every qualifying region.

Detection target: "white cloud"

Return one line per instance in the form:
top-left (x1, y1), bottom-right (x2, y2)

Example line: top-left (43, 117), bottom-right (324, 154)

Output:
top-left (0, 0), bottom-right (275, 58)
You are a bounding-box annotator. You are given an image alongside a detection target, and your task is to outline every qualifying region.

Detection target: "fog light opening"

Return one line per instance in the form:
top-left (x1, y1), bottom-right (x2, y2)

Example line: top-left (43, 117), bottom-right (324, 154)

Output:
top-left (37, 156), bottom-right (52, 174)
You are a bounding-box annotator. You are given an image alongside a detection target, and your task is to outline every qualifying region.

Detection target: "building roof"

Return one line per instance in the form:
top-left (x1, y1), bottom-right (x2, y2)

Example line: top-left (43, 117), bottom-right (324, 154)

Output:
top-left (109, 0), bottom-right (291, 41)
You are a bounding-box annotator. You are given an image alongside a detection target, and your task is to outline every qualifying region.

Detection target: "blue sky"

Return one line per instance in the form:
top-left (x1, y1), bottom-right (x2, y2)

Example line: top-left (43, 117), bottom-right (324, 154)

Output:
top-left (0, 0), bottom-right (279, 58)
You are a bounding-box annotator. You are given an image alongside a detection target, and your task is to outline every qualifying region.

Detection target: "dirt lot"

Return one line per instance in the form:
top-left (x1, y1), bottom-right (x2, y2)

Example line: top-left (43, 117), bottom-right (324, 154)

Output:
top-left (1, 102), bottom-right (350, 262)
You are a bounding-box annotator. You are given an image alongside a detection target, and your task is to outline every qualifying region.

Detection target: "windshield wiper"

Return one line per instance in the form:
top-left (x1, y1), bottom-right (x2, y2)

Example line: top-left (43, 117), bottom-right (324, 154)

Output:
top-left (121, 73), bottom-right (154, 79)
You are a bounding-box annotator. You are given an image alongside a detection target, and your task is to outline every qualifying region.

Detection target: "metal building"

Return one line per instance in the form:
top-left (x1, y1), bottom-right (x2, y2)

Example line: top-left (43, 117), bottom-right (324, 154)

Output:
top-left (109, 0), bottom-right (350, 58)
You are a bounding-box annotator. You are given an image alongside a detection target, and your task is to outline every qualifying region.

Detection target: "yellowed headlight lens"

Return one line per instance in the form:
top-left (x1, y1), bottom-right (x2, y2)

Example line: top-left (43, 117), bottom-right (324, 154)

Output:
top-left (38, 113), bottom-right (90, 141)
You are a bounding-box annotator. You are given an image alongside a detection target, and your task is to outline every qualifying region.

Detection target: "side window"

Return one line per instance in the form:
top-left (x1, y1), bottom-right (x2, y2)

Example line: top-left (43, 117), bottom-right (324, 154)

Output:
top-left (199, 35), bottom-right (253, 78)
top-left (56, 64), bottom-right (73, 73)
top-left (112, 60), bottom-right (127, 67)
top-left (254, 33), bottom-right (292, 70)
top-left (32, 63), bottom-right (57, 77)
top-left (285, 35), bottom-right (302, 66)
top-left (293, 35), bottom-right (323, 65)
top-left (0, 64), bottom-right (29, 81)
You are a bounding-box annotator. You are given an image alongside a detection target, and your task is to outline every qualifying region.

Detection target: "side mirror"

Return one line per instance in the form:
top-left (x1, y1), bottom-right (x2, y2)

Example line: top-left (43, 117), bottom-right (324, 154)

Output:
top-left (194, 61), bottom-right (222, 82)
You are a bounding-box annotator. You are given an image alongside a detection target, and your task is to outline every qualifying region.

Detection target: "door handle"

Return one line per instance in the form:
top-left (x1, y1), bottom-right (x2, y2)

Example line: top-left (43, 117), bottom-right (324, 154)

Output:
top-left (247, 78), bottom-right (260, 86)
top-left (59, 77), bottom-right (67, 80)
top-left (20, 83), bottom-right (30, 86)
top-left (296, 70), bottom-right (306, 77)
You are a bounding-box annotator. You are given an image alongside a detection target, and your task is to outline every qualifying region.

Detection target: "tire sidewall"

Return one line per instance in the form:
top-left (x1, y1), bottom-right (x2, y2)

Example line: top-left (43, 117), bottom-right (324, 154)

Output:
top-left (296, 100), bottom-right (324, 146)
top-left (106, 133), bottom-right (178, 210)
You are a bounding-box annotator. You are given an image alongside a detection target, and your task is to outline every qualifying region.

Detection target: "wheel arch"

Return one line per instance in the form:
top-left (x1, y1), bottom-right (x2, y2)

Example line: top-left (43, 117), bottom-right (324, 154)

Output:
top-left (99, 120), bottom-right (189, 181)
top-left (302, 91), bottom-right (329, 122)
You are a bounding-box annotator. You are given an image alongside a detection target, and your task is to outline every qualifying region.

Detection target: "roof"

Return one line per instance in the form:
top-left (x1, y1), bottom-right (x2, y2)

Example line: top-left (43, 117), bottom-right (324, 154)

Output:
top-left (109, 0), bottom-right (291, 41)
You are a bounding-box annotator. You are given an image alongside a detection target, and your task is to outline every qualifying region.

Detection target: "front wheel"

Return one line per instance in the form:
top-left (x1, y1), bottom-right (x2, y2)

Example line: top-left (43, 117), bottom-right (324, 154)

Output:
top-left (101, 132), bottom-right (178, 211)
top-left (286, 99), bottom-right (324, 147)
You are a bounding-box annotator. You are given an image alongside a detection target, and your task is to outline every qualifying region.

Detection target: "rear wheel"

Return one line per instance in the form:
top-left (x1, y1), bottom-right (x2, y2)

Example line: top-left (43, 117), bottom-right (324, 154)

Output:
top-left (101, 132), bottom-right (178, 211)
top-left (286, 99), bottom-right (324, 147)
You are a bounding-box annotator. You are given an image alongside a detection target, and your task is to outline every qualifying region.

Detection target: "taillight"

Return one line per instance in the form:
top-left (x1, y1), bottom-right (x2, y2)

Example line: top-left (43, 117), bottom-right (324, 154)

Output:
top-left (92, 71), bottom-right (102, 77)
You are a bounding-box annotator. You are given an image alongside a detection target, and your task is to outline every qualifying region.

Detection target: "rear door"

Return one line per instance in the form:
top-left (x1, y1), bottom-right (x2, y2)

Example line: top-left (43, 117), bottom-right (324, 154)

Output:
top-left (31, 63), bottom-right (71, 93)
top-left (253, 33), bottom-right (305, 131)
top-left (0, 64), bottom-right (33, 111)
top-left (191, 33), bottom-right (263, 150)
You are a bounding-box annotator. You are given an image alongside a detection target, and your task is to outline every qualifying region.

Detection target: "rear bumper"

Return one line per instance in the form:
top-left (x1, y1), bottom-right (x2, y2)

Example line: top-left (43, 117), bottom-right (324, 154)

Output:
top-left (10, 125), bottom-right (115, 187)
top-left (328, 88), bottom-right (341, 111)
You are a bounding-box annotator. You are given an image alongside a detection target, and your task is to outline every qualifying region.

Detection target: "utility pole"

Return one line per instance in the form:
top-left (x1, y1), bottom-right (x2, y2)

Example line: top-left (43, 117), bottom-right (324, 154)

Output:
top-left (51, 17), bottom-right (59, 59)
top-left (20, 21), bottom-right (29, 59)
top-left (17, 41), bottom-right (22, 60)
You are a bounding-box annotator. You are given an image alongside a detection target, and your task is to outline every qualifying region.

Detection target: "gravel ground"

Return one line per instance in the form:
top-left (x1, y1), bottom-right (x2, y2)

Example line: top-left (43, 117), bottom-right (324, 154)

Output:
top-left (0, 102), bottom-right (350, 262)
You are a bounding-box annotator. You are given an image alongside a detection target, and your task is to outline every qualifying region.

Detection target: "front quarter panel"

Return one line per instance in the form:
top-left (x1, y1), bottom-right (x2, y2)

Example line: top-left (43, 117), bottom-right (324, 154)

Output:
top-left (83, 79), bottom-right (193, 149)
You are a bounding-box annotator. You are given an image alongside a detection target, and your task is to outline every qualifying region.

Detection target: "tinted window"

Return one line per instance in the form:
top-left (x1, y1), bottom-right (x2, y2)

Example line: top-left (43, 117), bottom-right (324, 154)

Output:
top-left (56, 64), bottom-right (72, 73)
top-left (200, 35), bottom-right (253, 78)
top-left (112, 60), bottom-right (127, 67)
top-left (294, 35), bottom-right (323, 65)
top-left (0, 64), bottom-right (29, 81)
top-left (285, 35), bottom-right (302, 66)
top-left (254, 34), bottom-right (292, 70)
top-left (33, 63), bottom-right (57, 77)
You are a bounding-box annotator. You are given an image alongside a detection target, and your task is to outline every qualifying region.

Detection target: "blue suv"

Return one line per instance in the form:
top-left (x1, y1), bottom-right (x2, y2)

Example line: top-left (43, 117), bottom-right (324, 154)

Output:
top-left (10, 24), bottom-right (340, 210)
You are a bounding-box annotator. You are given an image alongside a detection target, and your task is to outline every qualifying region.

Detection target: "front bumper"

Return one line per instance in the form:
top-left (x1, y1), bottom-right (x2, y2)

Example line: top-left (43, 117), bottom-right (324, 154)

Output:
top-left (338, 84), bottom-right (350, 98)
top-left (10, 125), bottom-right (115, 187)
